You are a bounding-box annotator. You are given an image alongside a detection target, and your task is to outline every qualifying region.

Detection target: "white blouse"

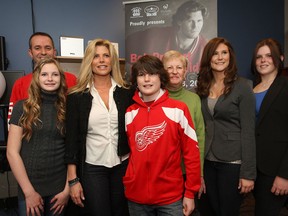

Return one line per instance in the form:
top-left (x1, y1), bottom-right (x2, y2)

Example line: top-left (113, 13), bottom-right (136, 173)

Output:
top-left (85, 78), bottom-right (124, 168)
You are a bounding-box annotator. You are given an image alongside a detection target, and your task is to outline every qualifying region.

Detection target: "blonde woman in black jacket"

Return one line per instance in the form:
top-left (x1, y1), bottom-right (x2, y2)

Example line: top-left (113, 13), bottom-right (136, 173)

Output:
top-left (65, 39), bottom-right (134, 216)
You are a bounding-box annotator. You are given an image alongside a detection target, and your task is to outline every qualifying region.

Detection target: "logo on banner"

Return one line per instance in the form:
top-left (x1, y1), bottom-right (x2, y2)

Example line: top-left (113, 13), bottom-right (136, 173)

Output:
top-left (144, 5), bottom-right (159, 17)
top-left (160, 3), bottom-right (172, 15)
top-left (163, 4), bottom-right (169, 10)
top-left (130, 7), bottom-right (143, 18)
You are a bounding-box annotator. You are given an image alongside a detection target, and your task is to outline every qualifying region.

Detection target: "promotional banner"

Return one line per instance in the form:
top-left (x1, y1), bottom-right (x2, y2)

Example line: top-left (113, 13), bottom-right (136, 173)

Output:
top-left (124, 0), bottom-right (217, 90)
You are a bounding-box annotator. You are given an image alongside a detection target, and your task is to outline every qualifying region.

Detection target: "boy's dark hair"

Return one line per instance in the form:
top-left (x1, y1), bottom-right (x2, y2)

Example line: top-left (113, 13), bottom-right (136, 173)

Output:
top-left (131, 55), bottom-right (169, 89)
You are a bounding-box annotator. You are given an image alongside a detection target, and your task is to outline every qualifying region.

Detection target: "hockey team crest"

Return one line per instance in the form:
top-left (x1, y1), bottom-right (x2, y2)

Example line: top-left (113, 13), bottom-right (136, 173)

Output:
top-left (135, 121), bottom-right (167, 151)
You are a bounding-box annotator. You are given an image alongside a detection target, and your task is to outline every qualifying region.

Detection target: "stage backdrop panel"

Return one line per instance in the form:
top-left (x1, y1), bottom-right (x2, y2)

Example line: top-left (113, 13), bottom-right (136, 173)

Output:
top-left (124, 0), bottom-right (217, 90)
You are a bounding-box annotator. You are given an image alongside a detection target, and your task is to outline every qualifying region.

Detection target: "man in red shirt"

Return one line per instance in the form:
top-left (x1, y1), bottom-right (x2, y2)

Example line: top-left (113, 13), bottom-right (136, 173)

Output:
top-left (8, 32), bottom-right (77, 122)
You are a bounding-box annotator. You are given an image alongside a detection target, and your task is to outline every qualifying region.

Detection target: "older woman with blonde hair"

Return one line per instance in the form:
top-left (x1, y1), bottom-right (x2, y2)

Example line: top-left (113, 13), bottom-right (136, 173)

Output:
top-left (162, 50), bottom-right (205, 197)
top-left (65, 38), bottom-right (134, 215)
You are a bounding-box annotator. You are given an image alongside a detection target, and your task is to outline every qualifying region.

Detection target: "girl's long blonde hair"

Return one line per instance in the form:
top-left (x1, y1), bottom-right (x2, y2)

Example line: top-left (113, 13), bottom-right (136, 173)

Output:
top-left (69, 38), bottom-right (127, 94)
top-left (20, 58), bottom-right (67, 141)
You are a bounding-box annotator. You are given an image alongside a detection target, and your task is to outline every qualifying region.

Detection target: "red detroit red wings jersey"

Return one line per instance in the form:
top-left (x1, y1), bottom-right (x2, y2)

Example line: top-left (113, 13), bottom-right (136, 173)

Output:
top-left (124, 90), bottom-right (201, 205)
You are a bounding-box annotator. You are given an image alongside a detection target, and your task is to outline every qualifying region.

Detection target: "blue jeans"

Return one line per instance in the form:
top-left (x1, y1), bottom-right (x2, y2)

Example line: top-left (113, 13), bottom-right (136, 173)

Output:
top-left (128, 200), bottom-right (183, 216)
top-left (18, 195), bottom-right (65, 216)
top-left (81, 160), bottom-right (129, 216)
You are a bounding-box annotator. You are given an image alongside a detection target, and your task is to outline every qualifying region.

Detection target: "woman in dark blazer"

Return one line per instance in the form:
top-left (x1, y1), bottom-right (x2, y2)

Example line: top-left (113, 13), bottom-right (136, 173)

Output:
top-left (64, 38), bottom-right (134, 216)
top-left (252, 38), bottom-right (288, 216)
top-left (196, 37), bottom-right (256, 216)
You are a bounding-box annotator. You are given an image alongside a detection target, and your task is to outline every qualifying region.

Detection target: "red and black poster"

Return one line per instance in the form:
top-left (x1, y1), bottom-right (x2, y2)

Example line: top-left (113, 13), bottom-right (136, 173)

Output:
top-left (124, 0), bottom-right (217, 90)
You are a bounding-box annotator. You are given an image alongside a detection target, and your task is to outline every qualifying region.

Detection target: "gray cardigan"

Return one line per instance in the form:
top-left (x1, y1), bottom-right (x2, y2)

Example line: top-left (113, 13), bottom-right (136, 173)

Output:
top-left (201, 77), bottom-right (256, 180)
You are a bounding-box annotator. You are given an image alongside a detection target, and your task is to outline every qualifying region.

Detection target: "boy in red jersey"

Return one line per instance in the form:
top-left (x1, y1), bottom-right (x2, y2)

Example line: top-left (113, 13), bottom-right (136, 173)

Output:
top-left (124, 55), bottom-right (201, 216)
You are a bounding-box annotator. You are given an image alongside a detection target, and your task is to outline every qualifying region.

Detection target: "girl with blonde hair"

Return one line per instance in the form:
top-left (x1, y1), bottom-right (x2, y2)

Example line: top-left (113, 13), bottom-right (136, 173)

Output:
top-left (7, 57), bottom-right (69, 216)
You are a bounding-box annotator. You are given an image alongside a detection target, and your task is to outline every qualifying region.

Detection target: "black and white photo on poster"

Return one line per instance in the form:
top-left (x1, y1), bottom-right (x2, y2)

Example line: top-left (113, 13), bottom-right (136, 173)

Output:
top-left (124, 0), bottom-right (217, 91)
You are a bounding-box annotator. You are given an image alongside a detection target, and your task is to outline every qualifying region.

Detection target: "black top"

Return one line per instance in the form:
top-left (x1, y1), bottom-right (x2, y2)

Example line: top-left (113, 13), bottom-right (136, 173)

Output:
top-left (255, 76), bottom-right (288, 179)
top-left (10, 92), bottom-right (66, 200)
